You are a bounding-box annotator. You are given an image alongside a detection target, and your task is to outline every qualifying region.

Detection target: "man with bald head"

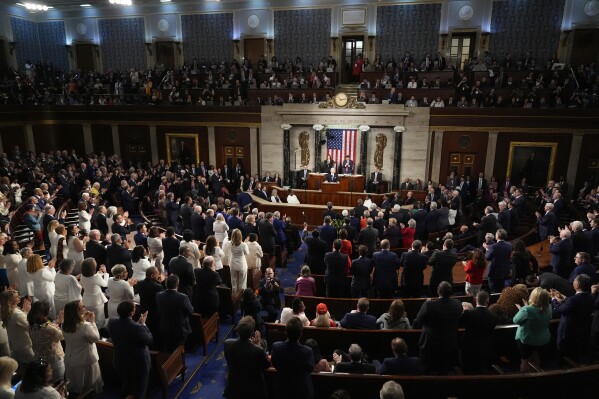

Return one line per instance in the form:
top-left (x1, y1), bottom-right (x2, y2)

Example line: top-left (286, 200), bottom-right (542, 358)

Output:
top-left (84, 229), bottom-right (106, 266)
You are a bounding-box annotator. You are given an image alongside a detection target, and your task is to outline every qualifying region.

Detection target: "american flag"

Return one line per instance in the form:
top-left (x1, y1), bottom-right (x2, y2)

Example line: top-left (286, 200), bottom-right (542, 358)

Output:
top-left (326, 129), bottom-right (357, 167)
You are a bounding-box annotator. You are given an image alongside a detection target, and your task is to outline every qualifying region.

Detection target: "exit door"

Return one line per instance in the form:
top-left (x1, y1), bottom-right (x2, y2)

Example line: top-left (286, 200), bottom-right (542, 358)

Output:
top-left (342, 36), bottom-right (364, 83)
top-left (449, 153), bottom-right (475, 178)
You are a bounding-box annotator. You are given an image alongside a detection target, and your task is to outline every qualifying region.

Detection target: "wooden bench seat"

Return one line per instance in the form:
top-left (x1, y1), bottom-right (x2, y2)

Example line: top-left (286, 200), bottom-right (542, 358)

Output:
top-left (187, 312), bottom-right (219, 356)
top-left (96, 341), bottom-right (186, 399)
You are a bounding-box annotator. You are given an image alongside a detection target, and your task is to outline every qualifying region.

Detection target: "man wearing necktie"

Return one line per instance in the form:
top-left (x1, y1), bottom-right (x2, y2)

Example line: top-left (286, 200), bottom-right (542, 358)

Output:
top-left (297, 164), bottom-right (310, 188)
top-left (342, 155), bottom-right (354, 175)
top-left (369, 167), bottom-right (382, 192)
top-left (327, 167), bottom-right (338, 183)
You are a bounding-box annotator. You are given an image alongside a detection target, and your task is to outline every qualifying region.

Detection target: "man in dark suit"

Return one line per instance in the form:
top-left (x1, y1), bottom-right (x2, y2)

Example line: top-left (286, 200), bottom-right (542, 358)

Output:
top-left (106, 234), bottom-right (133, 277)
top-left (497, 201), bottom-right (511, 235)
top-left (350, 245), bottom-right (373, 298)
top-left (536, 202), bottom-right (557, 241)
top-left (190, 205), bottom-right (206, 241)
top-left (304, 229), bottom-right (328, 274)
top-left (319, 216), bottom-right (337, 248)
top-left (179, 196), bottom-right (194, 231)
top-left (258, 212), bottom-right (277, 256)
top-left (586, 218), bottom-right (599, 256)
top-left (168, 246), bottom-right (195, 299)
top-left (162, 227), bottom-right (181, 272)
top-left (203, 209), bottom-right (215, 238)
top-left (368, 167), bottom-right (383, 193)
top-left (551, 274), bottom-right (595, 363)
top-left (378, 338), bottom-right (424, 375)
top-left (400, 178), bottom-right (413, 191)
top-left (297, 165), bottom-right (311, 189)
top-left (111, 213), bottom-right (132, 241)
top-left (415, 281), bottom-right (463, 374)
top-left (339, 297), bottom-right (378, 329)
top-left (425, 202), bottom-right (440, 234)
top-left (224, 316), bottom-right (271, 399)
top-left (193, 256), bottom-right (223, 317)
top-left (156, 275), bottom-right (194, 353)
top-left (372, 239), bottom-right (400, 298)
top-left (460, 291), bottom-right (497, 373)
top-left (569, 252), bottom-right (596, 283)
top-left (570, 221), bottom-right (590, 255)
top-left (107, 301), bottom-right (153, 399)
top-left (353, 199), bottom-right (368, 220)
top-left (84, 230), bottom-right (107, 267)
top-left (474, 206), bottom-right (499, 245)
top-left (428, 239), bottom-right (458, 296)
top-left (95, 206), bottom-right (109, 237)
top-left (137, 266), bottom-right (164, 347)
top-left (358, 218), bottom-right (379, 256)
top-left (333, 344), bottom-right (377, 373)
top-left (322, 202), bottom-right (338, 221)
top-left (326, 167), bottom-right (339, 183)
top-left (549, 228), bottom-right (574, 279)
top-left (270, 318), bottom-right (314, 399)
top-left (400, 240), bottom-right (428, 298)
top-left (474, 172), bottom-right (488, 195)
top-left (253, 183), bottom-right (269, 201)
top-left (341, 155), bottom-right (355, 175)
top-left (484, 229), bottom-right (513, 293)
top-left (324, 240), bottom-right (349, 298)
top-left (165, 193), bottom-right (180, 230)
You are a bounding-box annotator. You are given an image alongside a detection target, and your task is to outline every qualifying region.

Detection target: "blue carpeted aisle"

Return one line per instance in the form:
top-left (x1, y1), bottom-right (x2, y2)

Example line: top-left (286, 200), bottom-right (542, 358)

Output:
top-left (172, 242), bottom-right (307, 398)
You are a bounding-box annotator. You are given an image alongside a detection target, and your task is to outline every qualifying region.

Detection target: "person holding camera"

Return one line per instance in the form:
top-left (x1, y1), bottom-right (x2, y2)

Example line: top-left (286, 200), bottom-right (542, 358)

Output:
top-left (258, 268), bottom-right (281, 322)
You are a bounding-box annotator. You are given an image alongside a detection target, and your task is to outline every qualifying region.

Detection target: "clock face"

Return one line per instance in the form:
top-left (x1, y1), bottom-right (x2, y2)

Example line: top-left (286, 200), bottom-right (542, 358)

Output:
top-left (247, 14), bottom-right (260, 29)
top-left (334, 93), bottom-right (348, 107)
top-left (584, 0), bottom-right (599, 16)
top-left (458, 5), bottom-right (474, 21)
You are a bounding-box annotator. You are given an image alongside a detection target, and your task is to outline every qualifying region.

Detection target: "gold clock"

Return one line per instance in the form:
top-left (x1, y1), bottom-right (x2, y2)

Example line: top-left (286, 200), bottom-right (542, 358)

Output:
top-left (334, 92), bottom-right (348, 107)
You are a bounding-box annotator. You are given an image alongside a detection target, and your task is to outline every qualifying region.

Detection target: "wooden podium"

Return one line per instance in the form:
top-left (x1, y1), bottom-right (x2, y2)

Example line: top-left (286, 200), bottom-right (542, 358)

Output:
top-left (308, 173), bottom-right (364, 193)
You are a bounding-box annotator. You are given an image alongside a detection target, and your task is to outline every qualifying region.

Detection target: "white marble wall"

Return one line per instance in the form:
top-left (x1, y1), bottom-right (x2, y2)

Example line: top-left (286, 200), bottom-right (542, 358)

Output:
top-left (260, 104), bottom-right (432, 186)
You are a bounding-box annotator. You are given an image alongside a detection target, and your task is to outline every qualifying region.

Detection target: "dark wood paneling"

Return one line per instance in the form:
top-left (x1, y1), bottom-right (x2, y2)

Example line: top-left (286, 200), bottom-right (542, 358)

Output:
top-left (32, 124), bottom-right (85, 155)
top-left (75, 43), bottom-right (95, 73)
top-left (156, 126), bottom-right (209, 165)
top-left (493, 133), bottom-right (572, 187)
top-left (0, 126), bottom-right (26, 155)
top-left (440, 131), bottom-right (488, 181)
top-left (214, 126), bottom-right (250, 171)
top-left (91, 124), bottom-right (114, 156)
top-left (118, 125), bottom-right (150, 166)
top-left (575, 134), bottom-right (599, 190)
top-left (155, 41), bottom-right (175, 70)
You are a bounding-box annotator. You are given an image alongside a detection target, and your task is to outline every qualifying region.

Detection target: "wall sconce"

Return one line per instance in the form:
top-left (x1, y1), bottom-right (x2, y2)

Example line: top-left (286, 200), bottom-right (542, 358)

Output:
top-left (145, 42), bottom-right (153, 56)
top-left (480, 32), bottom-right (489, 47)
top-left (368, 35), bottom-right (375, 50)
top-left (266, 38), bottom-right (272, 54)
top-left (174, 41), bottom-right (182, 55)
top-left (440, 33), bottom-right (448, 50)
top-left (64, 45), bottom-right (73, 57)
top-left (331, 37), bottom-right (338, 52)
top-left (233, 39), bottom-right (240, 54)
top-left (9, 42), bottom-right (17, 55)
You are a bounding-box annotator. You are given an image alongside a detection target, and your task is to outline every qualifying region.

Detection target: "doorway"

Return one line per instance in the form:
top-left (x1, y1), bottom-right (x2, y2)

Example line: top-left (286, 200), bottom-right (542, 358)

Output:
top-left (155, 41), bottom-right (175, 70)
top-left (243, 38), bottom-right (265, 67)
top-left (449, 32), bottom-right (476, 71)
top-left (75, 43), bottom-right (95, 72)
top-left (223, 146), bottom-right (245, 170)
top-left (341, 36), bottom-right (364, 83)
top-left (449, 153), bottom-right (476, 178)
top-left (570, 29), bottom-right (599, 66)
top-left (0, 39), bottom-right (7, 76)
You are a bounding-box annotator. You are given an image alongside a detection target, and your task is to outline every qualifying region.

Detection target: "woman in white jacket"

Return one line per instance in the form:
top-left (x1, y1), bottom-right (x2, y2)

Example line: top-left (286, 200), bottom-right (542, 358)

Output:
top-left (245, 233), bottom-right (263, 272)
top-left (3, 240), bottom-right (22, 288)
top-left (79, 258), bottom-right (108, 330)
top-left (228, 229), bottom-right (249, 294)
top-left (0, 290), bottom-right (34, 366)
top-left (54, 259), bottom-right (82, 315)
top-left (179, 229), bottom-right (202, 268)
top-left (212, 213), bottom-right (229, 244)
top-left (204, 235), bottom-right (225, 279)
top-left (77, 201), bottom-right (93, 234)
top-left (28, 255), bottom-right (57, 319)
top-left (47, 220), bottom-right (60, 260)
top-left (17, 247), bottom-right (34, 299)
top-left (106, 264), bottom-right (135, 318)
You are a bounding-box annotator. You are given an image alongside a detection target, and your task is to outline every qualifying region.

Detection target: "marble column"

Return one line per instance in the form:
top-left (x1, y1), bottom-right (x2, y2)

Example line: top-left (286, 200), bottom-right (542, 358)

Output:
top-left (313, 125), bottom-right (324, 171)
top-left (392, 126), bottom-right (406, 190)
top-left (207, 126), bottom-right (216, 166)
top-left (25, 124), bottom-right (35, 154)
top-left (249, 127), bottom-right (258, 176)
top-left (430, 131), bottom-right (444, 183)
top-left (111, 125), bottom-right (121, 155)
top-left (281, 124), bottom-right (292, 187)
top-left (485, 132), bottom-right (498, 178)
top-left (82, 123), bottom-right (93, 155)
top-left (149, 125), bottom-right (159, 165)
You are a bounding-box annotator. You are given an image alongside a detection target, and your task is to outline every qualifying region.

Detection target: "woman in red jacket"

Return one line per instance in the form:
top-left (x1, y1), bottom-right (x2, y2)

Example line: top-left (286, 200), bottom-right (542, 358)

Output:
top-left (463, 249), bottom-right (487, 296)
top-left (400, 219), bottom-right (416, 249)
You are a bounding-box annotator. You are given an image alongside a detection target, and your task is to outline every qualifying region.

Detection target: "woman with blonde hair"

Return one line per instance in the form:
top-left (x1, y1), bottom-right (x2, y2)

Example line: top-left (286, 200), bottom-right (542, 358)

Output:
top-left (80, 258), bottom-right (108, 329)
top-left (27, 255), bottom-right (57, 319)
top-left (0, 356), bottom-right (18, 397)
top-left (228, 229), bottom-right (249, 293)
top-left (295, 265), bottom-right (316, 296)
top-left (27, 301), bottom-right (65, 382)
top-left (106, 206), bottom-right (118, 234)
top-left (0, 290), bottom-right (34, 367)
top-left (46, 220), bottom-right (60, 259)
top-left (213, 213), bottom-right (229, 244)
top-left (310, 303), bottom-right (337, 327)
top-left (513, 287), bottom-right (552, 372)
top-left (106, 264), bottom-right (136, 318)
top-left (65, 225), bottom-right (86, 276)
top-left (377, 299), bottom-right (411, 330)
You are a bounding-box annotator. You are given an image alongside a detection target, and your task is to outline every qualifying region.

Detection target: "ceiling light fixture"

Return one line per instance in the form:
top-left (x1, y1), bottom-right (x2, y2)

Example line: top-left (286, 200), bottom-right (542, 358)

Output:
top-left (20, 2), bottom-right (50, 11)
top-left (80, 3), bottom-right (92, 6)
top-left (109, 0), bottom-right (132, 6)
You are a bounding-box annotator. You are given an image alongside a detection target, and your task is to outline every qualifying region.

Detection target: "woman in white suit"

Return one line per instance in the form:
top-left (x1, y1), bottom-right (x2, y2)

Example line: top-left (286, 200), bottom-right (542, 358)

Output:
top-left (54, 259), bottom-right (82, 315)
top-left (106, 265), bottom-right (135, 319)
top-left (77, 201), bottom-right (93, 235)
top-left (228, 229), bottom-right (249, 294)
top-left (245, 233), bottom-right (263, 273)
top-left (66, 225), bottom-right (86, 276)
top-left (3, 240), bottom-right (22, 289)
top-left (17, 247), bottom-right (34, 299)
top-left (0, 290), bottom-right (34, 366)
top-left (212, 213), bottom-right (229, 244)
top-left (27, 255), bottom-right (57, 319)
top-left (79, 258), bottom-right (108, 330)
top-left (61, 300), bottom-right (103, 395)
top-left (106, 206), bottom-right (118, 234)
top-left (179, 230), bottom-right (202, 269)
top-left (50, 224), bottom-right (67, 261)
top-left (147, 226), bottom-right (164, 272)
